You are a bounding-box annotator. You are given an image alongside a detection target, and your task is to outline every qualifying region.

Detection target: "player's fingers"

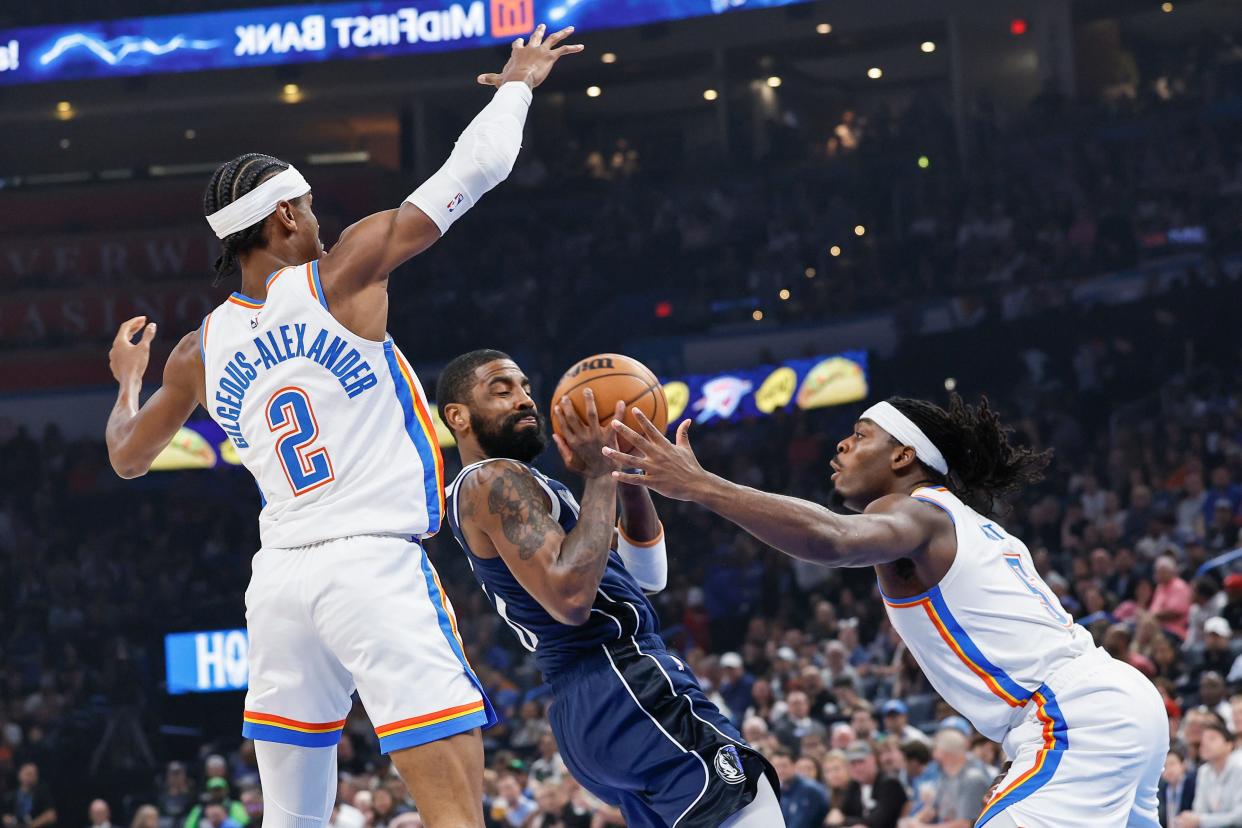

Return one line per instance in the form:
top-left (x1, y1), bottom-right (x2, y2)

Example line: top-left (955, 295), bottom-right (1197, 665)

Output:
top-left (611, 470), bottom-right (651, 487)
top-left (139, 322), bottom-right (157, 346)
top-left (551, 44), bottom-right (585, 57)
top-left (610, 418), bottom-right (650, 451)
top-left (477, 73), bottom-right (502, 86)
top-left (632, 407), bottom-right (666, 441)
top-left (512, 37), bottom-right (525, 49)
top-left (582, 388), bottom-right (600, 427)
top-left (544, 25), bottom-right (575, 48)
top-left (552, 433), bottom-right (575, 466)
top-left (116, 316), bottom-right (147, 343)
top-left (527, 23), bottom-right (546, 47)
top-left (558, 396), bottom-right (585, 436)
top-left (674, 418), bottom-right (692, 448)
top-left (601, 446), bottom-right (644, 467)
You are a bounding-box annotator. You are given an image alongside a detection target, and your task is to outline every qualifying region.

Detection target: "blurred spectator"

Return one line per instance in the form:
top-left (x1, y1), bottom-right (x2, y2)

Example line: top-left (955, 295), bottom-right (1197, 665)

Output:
top-left (773, 749), bottom-right (829, 828)
top-left (718, 653), bottom-right (754, 728)
top-left (183, 781), bottom-right (247, 828)
top-left (128, 809), bottom-right (158, 828)
top-left (1152, 556), bottom-right (1193, 641)
top-left (1, 764), bottom-right (57, 828)
top-left (1160, 746), bottom-right (1196, 828)
top-left (774, 692), bottom-right (828, 753)
top-left (487, 775), bottom-right (536, 828)
top-left (846, 741), bottom-right (906, 828)
top-left (880, 701), bottom-right (930, 746)
top-left (85, 801), bottom-right (112, 828)
top-left (157, 764), bottom-right (195, 828)
top-left (529, 783), bottom-right (588, 828)
top-left (822, 750), bottom-right (864, 826)
top-left (1179, 722), bottom-right (1242, 827)
top-left (898, 729), bottom-right (989, 828)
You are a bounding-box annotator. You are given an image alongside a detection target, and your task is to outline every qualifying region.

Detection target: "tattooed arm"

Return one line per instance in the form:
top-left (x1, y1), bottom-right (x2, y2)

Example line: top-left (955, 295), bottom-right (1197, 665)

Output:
top-left (458, 459), bottom-right (618, 625)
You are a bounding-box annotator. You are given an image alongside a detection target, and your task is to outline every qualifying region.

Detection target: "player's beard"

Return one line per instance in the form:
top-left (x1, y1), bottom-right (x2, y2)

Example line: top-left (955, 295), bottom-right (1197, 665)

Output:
top-left (472, 409), bottom-right (549, 464)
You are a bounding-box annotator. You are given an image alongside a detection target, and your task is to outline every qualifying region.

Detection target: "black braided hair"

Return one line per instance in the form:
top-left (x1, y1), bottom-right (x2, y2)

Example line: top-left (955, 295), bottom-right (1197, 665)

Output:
top-left (887, 394), bottom-right (1052, 516)
top-left (202, 153), bottom-right (291, 284)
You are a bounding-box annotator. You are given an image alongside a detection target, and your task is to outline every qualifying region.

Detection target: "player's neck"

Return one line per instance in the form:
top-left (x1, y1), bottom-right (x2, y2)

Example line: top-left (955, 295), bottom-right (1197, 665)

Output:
top-left (458, 445), bottom-right (490, 469)
top-left (237, 250), bottom-right (302, 299)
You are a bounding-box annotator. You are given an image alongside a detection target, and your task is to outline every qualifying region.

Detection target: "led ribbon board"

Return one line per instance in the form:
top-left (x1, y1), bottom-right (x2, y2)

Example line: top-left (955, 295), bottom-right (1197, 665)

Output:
top-left (0, 0), bottom-right (813, 87)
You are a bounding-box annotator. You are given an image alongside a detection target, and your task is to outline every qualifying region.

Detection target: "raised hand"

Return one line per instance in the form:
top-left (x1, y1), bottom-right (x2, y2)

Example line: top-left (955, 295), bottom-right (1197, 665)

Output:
top-left (603, 412), bottom-right (710, 502)
top-left (477, 23), bottom-right (584, 90)
top-left (109, 316), bottom-right (156, 386)
top-left (552, 390), bottom-right (621, 479)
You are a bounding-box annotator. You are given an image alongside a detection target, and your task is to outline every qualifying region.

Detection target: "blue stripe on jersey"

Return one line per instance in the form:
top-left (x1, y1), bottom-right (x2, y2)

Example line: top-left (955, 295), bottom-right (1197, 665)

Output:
top-left (927, 588), bottom-right (1034, 704)
top-left (198, 314), bottom-right (210, 361)
top-left (311, 260), bottom-right (329, 311)
top-left (975, 687), bottom-right (1068, 825)
top-left (382, 341), bottom-right (442, 535)
top-left (911, 494), bottom-right (956, 525)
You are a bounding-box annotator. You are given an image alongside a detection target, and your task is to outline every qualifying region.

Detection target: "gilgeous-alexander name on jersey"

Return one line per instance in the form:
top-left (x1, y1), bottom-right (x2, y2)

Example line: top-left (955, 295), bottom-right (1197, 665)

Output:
top-left (200, 260), bottom-right (444, 548)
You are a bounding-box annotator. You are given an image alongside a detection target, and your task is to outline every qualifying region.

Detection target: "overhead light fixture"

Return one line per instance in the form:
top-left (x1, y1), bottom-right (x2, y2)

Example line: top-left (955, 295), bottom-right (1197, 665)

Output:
top-left (55, 101), bottom-right (74, 120)
top-left (184, 129), bottom-right (197, 140)
top-left (767, 76), bottom-right (782, 88)
top-left (830, 245), bottom-right (842, 257)
top-left (805, 267), bottom-right (816, 278)
top-left (752, 309), bottom-right (764, 321)
top-left (59, 138), bottom-right (70, 149)
top-left (779, 289), bottom-right (791, 301)
top-left (281, 83), bottom-right (302, 103)
top-left (703, 89), bottom-right (719, 101)
top-left (601, 52), bottom-right (617, 64)
top-left (854, 225), bottom-right (867, 237)
top-left (918, 155), bottom-right (930, 169)
top-left (586, 85), bottom-right (602, 98)
top-left (867, 67), bottom-right (883, 80)
top-left (921, 41), bottom-right (936, 53)
top-left (816, 23), bottom-right (832, 35)
top-left (1161, 1), bottom-right (1173, 10)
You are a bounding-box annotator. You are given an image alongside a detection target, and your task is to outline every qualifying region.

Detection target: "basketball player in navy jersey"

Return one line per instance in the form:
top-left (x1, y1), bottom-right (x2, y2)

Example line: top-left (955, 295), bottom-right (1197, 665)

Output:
top-left (436, 350), bottom-right (784, 828)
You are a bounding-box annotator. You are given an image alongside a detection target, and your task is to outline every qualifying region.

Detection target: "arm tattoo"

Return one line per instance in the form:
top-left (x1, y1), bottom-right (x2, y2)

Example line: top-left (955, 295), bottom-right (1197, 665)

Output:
top-left (486, 466), bottom-right (554, 560)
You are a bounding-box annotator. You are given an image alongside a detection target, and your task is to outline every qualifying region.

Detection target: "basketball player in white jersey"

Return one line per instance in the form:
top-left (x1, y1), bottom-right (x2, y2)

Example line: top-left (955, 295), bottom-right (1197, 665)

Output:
top-left (602, 395), bottom-right (1168, 827)
top-left (103, 25), bottom-right (582, 828)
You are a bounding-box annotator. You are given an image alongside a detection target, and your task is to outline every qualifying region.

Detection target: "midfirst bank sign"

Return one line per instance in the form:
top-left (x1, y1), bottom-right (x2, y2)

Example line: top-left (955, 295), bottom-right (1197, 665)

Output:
top-left (0, 0), bottom-right (812, 87)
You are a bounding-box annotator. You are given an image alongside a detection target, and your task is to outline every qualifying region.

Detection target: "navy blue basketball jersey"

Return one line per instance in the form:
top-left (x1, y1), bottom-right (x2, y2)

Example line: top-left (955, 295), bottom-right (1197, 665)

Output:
top-left (445, 459), bottom-right (660, 677)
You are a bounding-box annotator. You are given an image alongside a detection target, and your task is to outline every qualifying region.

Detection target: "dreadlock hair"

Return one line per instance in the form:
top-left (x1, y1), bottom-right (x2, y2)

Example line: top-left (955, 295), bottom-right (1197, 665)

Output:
top-left (888, 394), bottom-right (1052, 516)
top-left (202, 153), bottom-right (291, 284)
top-left (435, 349), bottom-right (512, 432)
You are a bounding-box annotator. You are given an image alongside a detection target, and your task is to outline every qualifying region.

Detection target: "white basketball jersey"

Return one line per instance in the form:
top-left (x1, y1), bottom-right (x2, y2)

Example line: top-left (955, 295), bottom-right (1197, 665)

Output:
top-left (882, 486), bottom-right (1094, 742)
top-left (198, 261), bottom-right (444, 548)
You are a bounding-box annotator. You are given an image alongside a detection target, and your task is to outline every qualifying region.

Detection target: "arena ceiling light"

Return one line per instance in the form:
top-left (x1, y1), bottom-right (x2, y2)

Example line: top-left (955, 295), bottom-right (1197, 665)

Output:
top-left (55, 100), bottom-right (73, 120)
top-left (601, 52), bottom-right (617, 64)
top-left (779, 289), bottom-right (791, 301)
top-left (281, 83), bottom-right (302, 103)
top-left (921, 41), bottom-right (936, 53)
top-left (752, 309), bottom-right (764, 321)
top-left (829, 245), bottom-right (842, 257)
top-left (867, 67), bottom-right (883, 79)
top-left (816, 23), bottom-right (832, 35)
top-left (1162, 1), bottom-right (1173, 10)
top-left (184, 129), bottom-right (196, 140)
top-left (586, 85), bottom-right (601, 97)
top-left (767, 76), bottom-right (782, 88)
top-left (854, 224), bottom-right (867, 236)
top-left (703, 89), bottom-right (719, 101)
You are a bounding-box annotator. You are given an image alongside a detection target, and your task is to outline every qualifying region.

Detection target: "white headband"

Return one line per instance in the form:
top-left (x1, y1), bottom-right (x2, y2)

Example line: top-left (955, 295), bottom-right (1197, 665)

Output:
top-left (861, 401), bottom-right (949, 476)
top-left (205, 165), bottom-right (311, 239)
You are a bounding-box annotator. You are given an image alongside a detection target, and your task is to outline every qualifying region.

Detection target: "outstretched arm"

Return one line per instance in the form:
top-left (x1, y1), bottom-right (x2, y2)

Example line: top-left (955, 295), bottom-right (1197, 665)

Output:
top-left (105, 317), bottom-right (204, 479)
top-left (322, 24), bottom-right (583, 292)
top-left (459, 393), bottom-right (621, 625)
top-left (603, 413), bottom-right (936, 567)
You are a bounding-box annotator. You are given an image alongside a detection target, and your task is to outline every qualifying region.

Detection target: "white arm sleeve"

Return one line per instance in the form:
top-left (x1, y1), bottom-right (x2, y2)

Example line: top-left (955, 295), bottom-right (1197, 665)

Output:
top-left (405, 81), bottom-right (532, 234)
top-left (616, 522), bottom-right (668, 593)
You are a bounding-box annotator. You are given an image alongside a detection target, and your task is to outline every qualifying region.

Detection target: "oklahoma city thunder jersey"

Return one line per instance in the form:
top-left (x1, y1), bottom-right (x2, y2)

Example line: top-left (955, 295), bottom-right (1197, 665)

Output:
top-left (445, 460), bottom-right (660, 677)
top-left (199, 260), bottom-right (444, 548)
top-left (882, 486), bottom-right (1095, 743)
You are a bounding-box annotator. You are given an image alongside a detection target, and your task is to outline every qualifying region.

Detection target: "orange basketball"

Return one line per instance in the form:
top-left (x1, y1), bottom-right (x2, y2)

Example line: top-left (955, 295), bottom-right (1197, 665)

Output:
top-left (550, 353), bottom-right (668, 443)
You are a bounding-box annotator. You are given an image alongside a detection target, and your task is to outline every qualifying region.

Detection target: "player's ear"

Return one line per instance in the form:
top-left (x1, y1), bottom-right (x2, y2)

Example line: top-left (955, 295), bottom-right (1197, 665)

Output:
top-left (891, 444), bottom-right (917, 471)
top-left (443, 403), bottom-right (469, 435)
top-left (274, 199), bottom-right (298, 232)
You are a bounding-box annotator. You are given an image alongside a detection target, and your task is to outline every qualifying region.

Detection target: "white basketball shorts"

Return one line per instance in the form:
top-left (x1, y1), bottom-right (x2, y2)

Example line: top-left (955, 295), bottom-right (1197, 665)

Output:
top-left (241, 534), bottom-right (495, 753)
top-left (976, 646), bottom-right (1167, 828)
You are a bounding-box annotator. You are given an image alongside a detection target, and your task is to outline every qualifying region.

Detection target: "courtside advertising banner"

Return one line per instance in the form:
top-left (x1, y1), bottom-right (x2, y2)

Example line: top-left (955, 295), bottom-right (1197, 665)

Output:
top-left (165, 629), bottom-right (250, 694)
top-left (0, 0), bottom-right (813, 87)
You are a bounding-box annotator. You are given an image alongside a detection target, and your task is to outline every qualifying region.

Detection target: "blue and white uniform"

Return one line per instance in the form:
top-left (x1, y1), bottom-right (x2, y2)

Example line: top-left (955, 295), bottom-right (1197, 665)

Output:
top-left (447, 460), bottom-right (777, 828)
top-left (884, 486), bottom-right (1167, 827)
top-left (199, 260), bottom-right (495, 753)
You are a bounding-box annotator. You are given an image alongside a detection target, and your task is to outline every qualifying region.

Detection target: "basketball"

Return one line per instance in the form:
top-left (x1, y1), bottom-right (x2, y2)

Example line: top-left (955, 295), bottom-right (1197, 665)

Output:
top-left (550, 353), bottom-right (668, 442)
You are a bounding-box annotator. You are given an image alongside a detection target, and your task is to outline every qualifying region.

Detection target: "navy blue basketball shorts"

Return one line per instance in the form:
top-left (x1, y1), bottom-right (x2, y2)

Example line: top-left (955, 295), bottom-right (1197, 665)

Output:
top-left (547, 634), bottom-right (777, 828)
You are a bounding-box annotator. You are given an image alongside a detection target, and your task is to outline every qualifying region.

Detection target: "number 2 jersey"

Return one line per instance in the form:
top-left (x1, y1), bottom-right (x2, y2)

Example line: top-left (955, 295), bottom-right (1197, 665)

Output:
top-left (199, 260), bottom-right (444, 548)
top-left (445, 460), bottom-right (661, 678)
top-left (882, 485), bottom-right (1095, 743)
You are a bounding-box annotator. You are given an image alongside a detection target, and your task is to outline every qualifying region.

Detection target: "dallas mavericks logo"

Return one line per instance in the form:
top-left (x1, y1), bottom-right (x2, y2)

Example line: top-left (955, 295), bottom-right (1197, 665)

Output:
top-left (714, 746), bottom-right (746, 785)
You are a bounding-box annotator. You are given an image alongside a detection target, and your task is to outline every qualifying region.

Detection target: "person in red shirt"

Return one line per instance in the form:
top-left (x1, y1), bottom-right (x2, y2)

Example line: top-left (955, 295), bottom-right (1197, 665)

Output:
top-left (1150, 555), bottom-right (1194, 640)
